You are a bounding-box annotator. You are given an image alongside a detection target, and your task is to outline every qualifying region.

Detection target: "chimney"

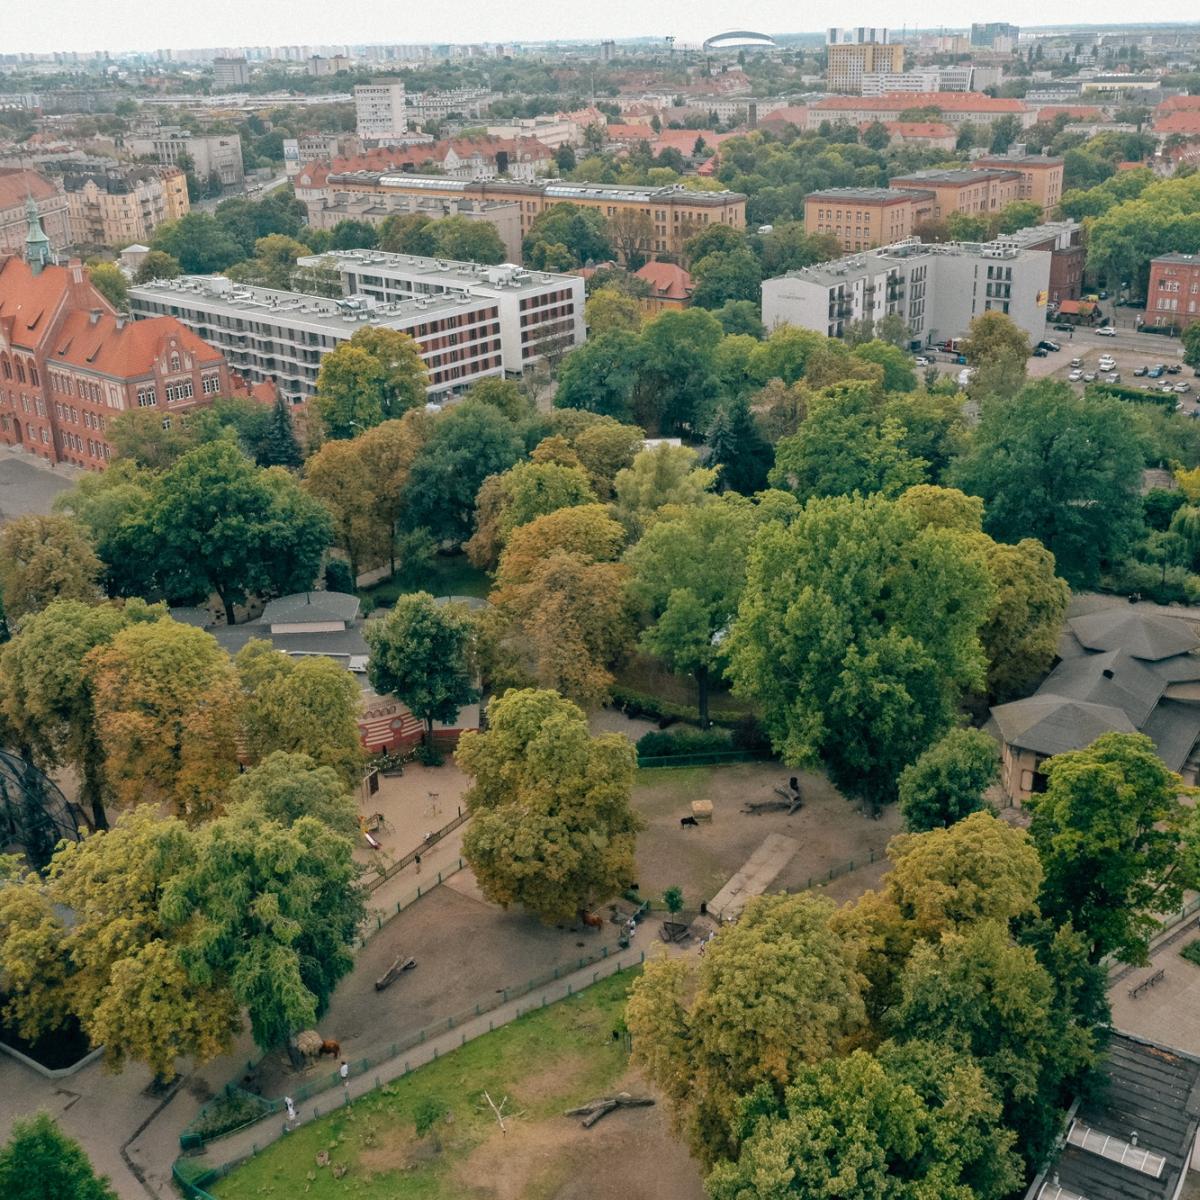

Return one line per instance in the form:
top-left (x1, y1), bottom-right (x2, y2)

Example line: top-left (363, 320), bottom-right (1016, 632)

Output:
top-left (1102, 668), bottom-right (1115, 679)
top-left (115, 317), bottom-right (125, 331)
top-left (89, 309), bottom-right (101, 325)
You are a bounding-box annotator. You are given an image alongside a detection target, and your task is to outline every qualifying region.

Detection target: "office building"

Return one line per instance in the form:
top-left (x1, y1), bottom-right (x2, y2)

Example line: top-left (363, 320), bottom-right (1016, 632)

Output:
top-left (827, 40), bottom-right (906, 94)
top-left (805, 188), bottom-right (935, 253)
top-left (970, 152), bottom-right (1066, 214)
top-left (125, 128), bottom-right (245, 189)
top-left (128, 252), bottom-right (585, 404)
top-left (970, 22), bottom-right (1020, 48)
top-left (888, 167), bottom-right (1024, 220)
top-left (0, 222), bottom-right (231, 469)
top-left (762, 234), bottom-right (1051, 346)
top-left (62, 166), bottom-right (188, 248)
top-left (212, 57), bottom-right (249, 88)
top-left (1147, 253), bottom-right (1200, 331)
top-left (355, 82), bottom-right (408, 143)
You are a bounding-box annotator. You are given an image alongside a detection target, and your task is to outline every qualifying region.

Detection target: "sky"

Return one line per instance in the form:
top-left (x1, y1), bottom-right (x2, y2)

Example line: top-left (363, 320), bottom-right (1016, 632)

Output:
top-left (6, 0), bottom-right (1199, 54)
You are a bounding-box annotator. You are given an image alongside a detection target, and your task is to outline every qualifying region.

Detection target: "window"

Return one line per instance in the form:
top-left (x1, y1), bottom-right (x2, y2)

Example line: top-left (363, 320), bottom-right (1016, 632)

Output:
top-left (170, 353), bottom-right (181, 371)
top-left (15, 361), bottom-right (25, 384)
top-left (137, 388), bottom-right (156, 408)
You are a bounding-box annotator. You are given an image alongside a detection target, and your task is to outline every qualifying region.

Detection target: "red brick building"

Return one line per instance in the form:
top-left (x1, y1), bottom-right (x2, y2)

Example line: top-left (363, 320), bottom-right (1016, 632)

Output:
top-left (0, 226), bottom-right (231, 468)
top-left (1147, 253), bottom-right (1200, 332)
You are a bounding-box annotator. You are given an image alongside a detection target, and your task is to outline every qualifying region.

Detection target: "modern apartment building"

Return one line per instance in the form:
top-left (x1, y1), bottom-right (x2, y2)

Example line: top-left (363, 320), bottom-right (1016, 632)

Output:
top-left (1147, 253), bottom-right (1200, 331)
top-left (0, 230), bottom-right (231, 469)
top-left (970, 22), bottom-right (1020, 49)
top-left (805, 188), bottom-right (935, 253)
top-left (860, 65), bottom-right (1001, 94)
top-left (354, 82), bottom-right (408, 144)
top-left (408, 88), bottom-right (495, 126)
top-left (295, 174), bottom-right (747, 264)
top-left (128, 252), bottom-right (585, 403)
top-left (62, 166), bottom-right (189, 248)
top-left (827, 42), bottom-right (906, 94)
top-left (125, 128), bottom-right (245, 188)
top-left (0, 169), bottom-right (70, 258)
top-left (762, 235), bottom-right (1050, 346)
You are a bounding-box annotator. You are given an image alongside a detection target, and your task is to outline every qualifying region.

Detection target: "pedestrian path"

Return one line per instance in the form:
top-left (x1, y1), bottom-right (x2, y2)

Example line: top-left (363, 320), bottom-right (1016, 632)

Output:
top-left (185, 943), bottom-right (650, 1178)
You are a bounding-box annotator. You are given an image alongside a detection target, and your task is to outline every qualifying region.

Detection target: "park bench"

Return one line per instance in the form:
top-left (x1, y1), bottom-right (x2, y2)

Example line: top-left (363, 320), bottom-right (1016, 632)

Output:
top-left (1128, 968), bottom-right (1166, 999)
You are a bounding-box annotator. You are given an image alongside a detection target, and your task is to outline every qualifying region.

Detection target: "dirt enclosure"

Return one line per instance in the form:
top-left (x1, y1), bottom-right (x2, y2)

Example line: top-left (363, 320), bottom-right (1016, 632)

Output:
top-left (630, 762), bottom-right (903, 909)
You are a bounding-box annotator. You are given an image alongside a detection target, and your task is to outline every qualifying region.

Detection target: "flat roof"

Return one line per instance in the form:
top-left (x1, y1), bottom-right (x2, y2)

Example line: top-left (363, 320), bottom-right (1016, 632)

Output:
top-left (806, 186), bottom-right (932, 203)
top-left (366, 173), bottom-right (744, 205)
top-left (974, 153), bottom-right (1065, 166)
top-left (892, 167), bottom-right (1022, 184)
top-left (129, 276), bottom-right (484, 334)
top-left (1153, 253), bottom-right (1200, 266)
top-left (295, 249), bottom-right (578, 293)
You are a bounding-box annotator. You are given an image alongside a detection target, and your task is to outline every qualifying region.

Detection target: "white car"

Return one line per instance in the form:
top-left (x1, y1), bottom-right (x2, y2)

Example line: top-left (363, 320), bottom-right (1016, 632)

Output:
top-left (1068, 370), bottom-right (1083, 382)
top-left (914, 356), bottom-right (932, 366)
top-left (1098, 356), bottom-right (1116, 371)
top-left (1096, 326), bottom-right (1117, 337)
top-left (957, 367), bottom-right (974, 387)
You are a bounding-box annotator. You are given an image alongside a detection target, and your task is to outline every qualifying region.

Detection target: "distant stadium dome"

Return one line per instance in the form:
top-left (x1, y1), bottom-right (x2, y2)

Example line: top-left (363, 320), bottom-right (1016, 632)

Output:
top-left (703, 30), bottom-right (778, 51)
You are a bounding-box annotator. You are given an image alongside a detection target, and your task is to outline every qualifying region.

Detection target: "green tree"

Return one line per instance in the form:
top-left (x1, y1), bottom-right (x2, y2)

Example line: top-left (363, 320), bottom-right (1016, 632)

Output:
top-left (261, 390), bottom-right (302, 467)
top-left (1183, 322), bottom-right (1200, 370)
top-left (87, 618), bottom-right (242, 821)
top-left (626, 496), bottom-right (758, 725)
top-left (0, 599), bottom-right (163, 831)
top-left (554, 330), bottom-right (641, 421)
top-left (728, 493), bottom-right (993, 807)
top-left (150, 213), bottom-right (242, 273)
top-left (225, 750), bottom-right (358, 837)
top-left (961, 310), bottom-right (1030, 367)
top-left (236, 644), bottom-right (364, 784)
top-left (0, 515), bottom-right (101, 622)
top-left (87, 262), bottom-right (128, 311)
top-left (755, 222), bottom-right (841, 277)
top-left (613, 444), bottom-right (718, 536)
top-left (364, 592), bottom-right (477, 744)
top-left (430, 214), bottom-right (505, 263)
top-left (749, 325), bottom-right (827, 385)
top-left (0, 1113), bottom-right (118, 1200)
top-left (402, 402), bottom-right (523, 544)
top-left (683, 222), bottom-right (746, 266)
top-left (951, 382), bottom-right (1144, 587)
top-left (689, 248), bottom-right (763, 310)
top-left (462, 376), bottom-right (531, 423)
top-left (314, 327), bottom-right (428, 438)
top-left (522, 202), bottom-right (613, 269)
top-left (946, 211), bottom-right (990, 242)
top-left (707, 1041), bottom-right (1020, 1200)
top-left (164, 797), bottom-right (363, 1053)
top-left (226, 233), bottom-right (312, 290)
top-left (584, 287), bottom-right (643, 335)
top-left (328, 218), bottom-right (378, 250)
top-left (458, 688), bottom-right (640, 922)
top-left (769, 383), bottom-right (926, 502)
top-left (1029, 732), bottom-right (1200, 964)
top-left (627, 892), bottom-right (866, 1166)
top-left (853, 340), bottom-right (918, 392)
top-left (105, 408), bottom-right (195, 471)
top-left (378, 212), bottom-right (436, 255)
top-left (713, 299), bottom-right (766, 338)
top-left (635, 307), bottom-right (724, 435)
top-left (898, 728), bottom-right (999, 832)
top-left (132, 249), bottom-right (181, 283)
top-left (570, 418), bottom-right (644, 498)
top-left (996, 199), bottom-right (1044, 234)
top-left (861, 119), bottom-right (892, 150)
top-left (149, 441), bottom-right (331, 624)
top-left (706, 397), bottom-right (772, 495)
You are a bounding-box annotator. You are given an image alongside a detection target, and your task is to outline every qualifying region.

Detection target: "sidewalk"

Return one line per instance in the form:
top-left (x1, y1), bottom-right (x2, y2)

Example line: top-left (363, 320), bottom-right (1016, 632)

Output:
top-left (184, 943), bottom-right (653, 1178)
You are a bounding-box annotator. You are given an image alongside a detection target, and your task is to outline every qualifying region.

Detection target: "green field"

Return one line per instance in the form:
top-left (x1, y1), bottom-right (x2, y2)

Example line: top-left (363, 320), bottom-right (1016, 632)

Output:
top-left (208, 970), bottom-right (638, 1200)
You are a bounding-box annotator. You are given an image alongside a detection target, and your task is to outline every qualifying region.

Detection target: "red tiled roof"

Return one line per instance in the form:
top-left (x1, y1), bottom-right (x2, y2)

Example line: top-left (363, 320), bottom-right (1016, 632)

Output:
top-left (1155, 112), bottom-right (1200, 135)
top-left (634, 261), bottom-right (692, 302)
top-left (1033, 105), bottom-right (1107, 121)
top-left (1157, 95), bottom-right (1200, 114)
top-left (0, 168), bottom-right (60, 212)
top-left (759, 106), bottom-right (809, 127)
top-left (605, 124), bottom-right (657, 141)
top-left (881, 121), bottom-right (956, 138)
top-left (51, 310), bottom-right (222, 378)
top-left (813, 92), bottom-right (1026, 113)
top-left (651, 129), bottom-right (734, 153)
top-left (0, 256), bottom-right (72, 350)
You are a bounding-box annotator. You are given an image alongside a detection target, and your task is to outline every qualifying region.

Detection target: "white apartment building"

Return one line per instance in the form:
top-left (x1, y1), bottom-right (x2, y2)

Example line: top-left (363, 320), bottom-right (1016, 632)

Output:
top-left (860, 66), bottom-right (1001, 95)
top-left (128, 252), bottom-right (583, 404)
top-left (355, 82), bottom-right (408, 144)
top-left (212, 57), bottom-right (249, 88)
top-left (408, 89), bottom-right (495, 126)
top-left (762, 236), bottom-right (1050, 347)
top-left (125, 128), bottom-right (245, 188)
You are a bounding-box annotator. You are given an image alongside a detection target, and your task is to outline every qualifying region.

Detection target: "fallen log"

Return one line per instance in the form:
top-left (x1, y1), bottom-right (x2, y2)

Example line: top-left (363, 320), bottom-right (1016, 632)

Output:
top-left (374, 955), bottom-right (416, 991)
top-left (565, 1092), bottom-right (655, 1128)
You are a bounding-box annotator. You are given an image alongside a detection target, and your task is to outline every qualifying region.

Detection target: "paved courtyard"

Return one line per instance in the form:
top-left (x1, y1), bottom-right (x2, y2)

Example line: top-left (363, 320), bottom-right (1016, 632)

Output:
top-left (0, 451), bottom-right (77, 522)
top-left (1108, 919), bottom-right (1200, 1056)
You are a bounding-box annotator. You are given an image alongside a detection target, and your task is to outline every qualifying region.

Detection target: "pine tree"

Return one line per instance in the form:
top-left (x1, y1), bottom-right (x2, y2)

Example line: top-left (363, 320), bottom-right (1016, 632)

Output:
top-left (262, 390), bottom-right (302, 468)
top-left (706, 398), bottom-right (772, 496)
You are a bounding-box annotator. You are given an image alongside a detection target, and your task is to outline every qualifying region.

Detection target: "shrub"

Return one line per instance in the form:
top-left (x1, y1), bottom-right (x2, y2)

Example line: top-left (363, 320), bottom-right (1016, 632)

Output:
top-left (323, 559), bottom-right (355, 594)
top-left (663, 886), bottom-right (684, 914)
top-left (730, 713), bottom-right (772, 754)
top-left (1182, 939), bottom-right (1200, 969)
top-left (636, 728), bottom-right (732, 758)
top-left (189, 1090), bottom-right (274, 1141)
top-left (413, 1096), bottom-right (447, 1136)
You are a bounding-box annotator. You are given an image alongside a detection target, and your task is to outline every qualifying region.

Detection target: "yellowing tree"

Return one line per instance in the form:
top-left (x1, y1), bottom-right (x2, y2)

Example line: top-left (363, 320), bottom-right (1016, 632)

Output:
top-left (0, 515), bottom-right (101, 622)
top-left (458, 689), bottom-right (640, 922)
top-left (87, 618), bottom-right (241, 821)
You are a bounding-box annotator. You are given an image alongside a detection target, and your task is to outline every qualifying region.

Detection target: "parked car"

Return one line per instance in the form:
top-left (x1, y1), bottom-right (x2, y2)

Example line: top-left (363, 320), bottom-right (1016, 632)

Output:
top-left (1070, 357), bottom-right (1083, 368)
top-left (1166, 364), bottom-right (1182, 375)
top-left (1068, 370), bottom-right (1083, 382)
top-left (1054, 323), bottom-right (1074, 333)
top-left (1038, 339), bottom-right (1061, 352)
top-left (1104, 373), bottom-right (1121, 383)
top-left (1133, 366), bottom-right (1147, 377)
top-left (1032, 347), bottom-right (1048, 357)
top-left (914, 355), bottom-right (932, 366)
top-left (1175, 381), bottom-right (1191, 393)
top-left (1096, 326), bottom-right (1117, 337)
top-left (1099, 290), bottom-right (1108, 299)
top-left (1082, 372), bottom-right (1097, 383)
top-left (1098, 356), bottom-right (1116, 371)
top-left (1148, 366), bottom-right (1165, 378)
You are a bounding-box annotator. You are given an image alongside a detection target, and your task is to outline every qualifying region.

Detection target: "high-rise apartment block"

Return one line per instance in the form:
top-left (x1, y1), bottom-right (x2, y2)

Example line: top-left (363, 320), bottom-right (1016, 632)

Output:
top-left (212, 57), bottom-right (249, 88)
top-left (354, 82), bottom-right (408, 144)
top-left (970, 22), bottom-right (1020, 48)
top-left (826, 28), bottom-right (905, 94)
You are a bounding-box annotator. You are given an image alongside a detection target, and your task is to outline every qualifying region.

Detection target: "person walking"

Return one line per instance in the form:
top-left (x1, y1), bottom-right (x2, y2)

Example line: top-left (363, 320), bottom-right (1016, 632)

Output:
top-left (414, 852), bottom-right (422, 875)
top-left (339, 1059), bottom-right (350, 1102)
top-left (284, 1096), bottom-right (296, 1128)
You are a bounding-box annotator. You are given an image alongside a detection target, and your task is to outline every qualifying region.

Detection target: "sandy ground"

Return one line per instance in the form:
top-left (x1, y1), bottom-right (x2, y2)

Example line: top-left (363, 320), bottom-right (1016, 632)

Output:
top-left (254, 883), bottom-right (625, 1099)
top-left (629, 762), bottom-right (903, 910)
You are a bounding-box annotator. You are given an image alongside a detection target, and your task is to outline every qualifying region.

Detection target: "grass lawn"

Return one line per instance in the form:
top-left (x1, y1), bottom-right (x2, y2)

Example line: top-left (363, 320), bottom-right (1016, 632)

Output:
top-left (364, 556), bottom-right (492, 606)
top-left (209, 970), bottom-right (639, 1200)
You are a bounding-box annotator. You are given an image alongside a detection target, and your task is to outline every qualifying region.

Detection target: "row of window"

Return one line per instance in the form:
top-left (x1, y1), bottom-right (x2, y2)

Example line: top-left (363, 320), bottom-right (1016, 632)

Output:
top-left (54, 402), bottom-right (107, 432)
top-left (1156, 279), bottom-right (1200, 293)
top-left (0, 355), bottom-right (38, 387)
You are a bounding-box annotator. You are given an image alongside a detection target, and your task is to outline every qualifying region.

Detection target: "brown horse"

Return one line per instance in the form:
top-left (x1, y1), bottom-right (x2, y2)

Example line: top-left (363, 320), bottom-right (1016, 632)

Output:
top-left (578, 910), bottom-right (603, 931)
top-left (319, 1039), bottom-right (341, 1058)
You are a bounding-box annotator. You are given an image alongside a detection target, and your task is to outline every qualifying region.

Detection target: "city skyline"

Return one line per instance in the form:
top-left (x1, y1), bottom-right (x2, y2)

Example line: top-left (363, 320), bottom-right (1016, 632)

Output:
top-left (6, 1), bottom-right (1200, 55)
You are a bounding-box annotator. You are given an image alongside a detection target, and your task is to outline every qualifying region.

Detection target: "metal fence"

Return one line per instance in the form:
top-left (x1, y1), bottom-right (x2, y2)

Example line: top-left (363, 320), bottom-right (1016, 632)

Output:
top-left (179, 944), bottom-right (642, 1151)
top-left (365, 808), bottom-right (467, 894)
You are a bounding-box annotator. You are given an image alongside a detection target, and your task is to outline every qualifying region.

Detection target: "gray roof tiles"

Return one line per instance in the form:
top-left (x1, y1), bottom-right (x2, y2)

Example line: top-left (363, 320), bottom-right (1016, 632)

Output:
top-left (1069, 608), bottom-right (1199, 662)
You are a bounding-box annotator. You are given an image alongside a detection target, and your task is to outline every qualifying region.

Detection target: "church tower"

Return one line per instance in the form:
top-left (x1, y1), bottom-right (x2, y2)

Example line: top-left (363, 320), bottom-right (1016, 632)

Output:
top-left (23, 195), bottom-right (53, 276)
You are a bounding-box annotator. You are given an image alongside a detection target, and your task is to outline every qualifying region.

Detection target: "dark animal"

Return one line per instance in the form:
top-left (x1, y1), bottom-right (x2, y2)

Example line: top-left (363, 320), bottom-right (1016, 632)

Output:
top-left (680, 816), bottom-right (699, 829)
top-left (578, 910), bottom-right (604, 930)
top-left (319, 1039), bottom-right (341, 1058)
